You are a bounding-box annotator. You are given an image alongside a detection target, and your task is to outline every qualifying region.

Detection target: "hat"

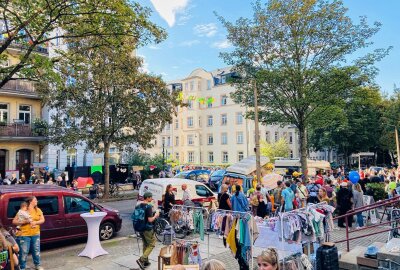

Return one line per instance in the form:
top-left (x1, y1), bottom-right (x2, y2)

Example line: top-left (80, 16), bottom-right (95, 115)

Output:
top-left (365, 245), bottom-right (378, 256)
top-left (341, 182), bottom-right (348, 187)
top-left (143, 192), bottom-right (153, 199)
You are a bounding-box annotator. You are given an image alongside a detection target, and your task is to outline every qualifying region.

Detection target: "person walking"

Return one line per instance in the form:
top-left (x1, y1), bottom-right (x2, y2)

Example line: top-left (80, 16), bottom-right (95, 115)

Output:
top-left (281, 181), bottom-right (295, 212)
top-left (296, 179), bottom-right (308, 208)
top-left (13, 196), bottom-right (45, 270)
top-left (230, 185), bottom-right (248, 212)
top-left (353, 183), bottom-right (365, 229)
top-left (336, 182), bottom-right (353, 229)
top-left (182, 184), bottom-right (194, 206)
top-left (163, 184), bottom-right (175, 214)
top-left (136, 192), bottom-right (159, 270)
top-left (306, 178), bottom-right (321, 204)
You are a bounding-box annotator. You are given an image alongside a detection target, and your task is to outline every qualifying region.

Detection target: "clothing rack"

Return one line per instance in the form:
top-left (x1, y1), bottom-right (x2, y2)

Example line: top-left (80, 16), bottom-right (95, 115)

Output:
top-left (213, 209), bottom-right (254, 270)
top-left (171, 205), bottom-right (210, 258)
top-left (279, 202), bottom-right (328, 270)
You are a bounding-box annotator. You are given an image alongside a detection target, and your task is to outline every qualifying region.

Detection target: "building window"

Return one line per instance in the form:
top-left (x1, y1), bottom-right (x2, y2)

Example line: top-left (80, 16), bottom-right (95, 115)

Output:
top-left (188, 100), bottom-right (194, 109)
top-left (0, 103), bottom-right (8, 123)
top-left (275, 132), bottom-right (279, 142)
top-left (207, 80), bottom-right (212, 90)
top-left (221, 133), bottom-right (228, 145)
top-left (265, 131), bottom-right (270, 143)
top-left (221, 114), bottom-right (227, 125)
top-left (199, 134), bottom-right (202, 145)
top-left (197, 81), bottom-right (201, 91)
top-left (283, 132), bottom-right (288, 142)
top-left (198, 116), bottom-right (202, 127)
top-left (175, 152), bottom-right (179, 161)
top-left (290, 150), bottom-right (293, 158)
top-left (238, 151), bottom-right (244, 161)
top-left (56, 150), bottom-right (60, 169)
top-left (167, 136), bottom-right (171, 146)
top-left (190, 81), bottom-right (194, 91)
top-left (187, 117), bottom-right (193, 128)
top-left (187, 135), bottom-right (194, 145)
top-left (175, 136), bottom-right (179, 146)
top-left (221, 95), bottom-right (227, 106)
top-left (66, 148), bottom-right (77, 167)
top-left (237, 132), bottom-right (244, 144)
top-left (221, 75), bottom-right (226, 84)
top-left (18, 105), bottom-right (31, 124)
top-left (185, 82), bottom-right (188, 90)
top-left (175, 119), bottom-right (179, 129)
top-left (289, 132), bottom-right (293, 144)
top-left (207, 97), bottom-right (213, 108)
top-left (166, 124), bottom-right (170, 131)
top-left (188, 151), bottom-right (194, 163)
top-left (207, 134), bottom-right (214, 145)
top-left (207, 115), bottom-right (213, 126)
top-left (236, 112), bottom-right (243, 125)
top-left (222, 151), bottom-right (229, 163)
top-left (109, 147), bottom-right (117, 153)
top-left (162, 137), bottom-right (166, 146)
top-left (208, 152), bottom-right (214, 163)
top-left (83, 151), bottom-right (87, 167)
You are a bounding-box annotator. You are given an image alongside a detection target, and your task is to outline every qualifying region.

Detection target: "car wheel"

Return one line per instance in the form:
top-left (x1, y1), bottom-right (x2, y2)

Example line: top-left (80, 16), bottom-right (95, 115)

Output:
top-left (99, 222), bottom-right (115, 240)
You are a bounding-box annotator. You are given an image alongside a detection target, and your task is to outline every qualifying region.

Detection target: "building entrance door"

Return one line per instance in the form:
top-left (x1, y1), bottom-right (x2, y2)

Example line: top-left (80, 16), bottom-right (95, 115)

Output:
top-left (0, 149), bottom-right (7, 179)
top-left (16, 149), bottom-right (32, 179)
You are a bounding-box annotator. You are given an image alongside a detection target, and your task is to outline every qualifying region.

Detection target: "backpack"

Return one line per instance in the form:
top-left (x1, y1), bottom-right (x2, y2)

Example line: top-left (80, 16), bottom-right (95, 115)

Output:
top-left (325, 185), bottom-right (334, 198)
top-left (131, 204), bottom-right (151, 232)
top-left (251, 193), bottom-right (260, 207)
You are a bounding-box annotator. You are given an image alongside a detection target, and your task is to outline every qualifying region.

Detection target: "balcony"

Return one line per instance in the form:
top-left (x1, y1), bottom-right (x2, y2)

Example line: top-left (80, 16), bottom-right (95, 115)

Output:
top-left (0, 80), bottom-right (39, 99)
top-left (0, 123), bottom-right (46, 141)
top-left (2, 39), bottom-right (49, 55)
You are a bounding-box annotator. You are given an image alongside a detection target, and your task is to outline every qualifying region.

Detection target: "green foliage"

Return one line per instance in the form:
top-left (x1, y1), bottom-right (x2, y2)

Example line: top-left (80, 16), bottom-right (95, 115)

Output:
top-left (217, 0), bottom-right (389, 174)
top-left (32, 118), bottom-right (48, 136)
top-left (123, 150), bottom-right (166, 179)
top-left (0, 0), bottom-right (166, 88)
top-left (260, 138), bottom-right (290, 162)
top-left (366, 183), bottom-right (387, 201)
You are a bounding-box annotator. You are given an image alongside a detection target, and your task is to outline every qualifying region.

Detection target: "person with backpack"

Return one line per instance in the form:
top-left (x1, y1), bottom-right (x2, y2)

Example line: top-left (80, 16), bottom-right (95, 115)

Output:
top-left (296, 179), bottom-right (308, 208)
top-left (324, 179), bottom-right (336, 206)
top-left (306, 178), bottom-right (321, 204)
top-left (132, 192), bottom-right (159, 269)
top-left (281, 181), bottom-right (295, 212)
top-left (250, 186), bottom-right (262, 216)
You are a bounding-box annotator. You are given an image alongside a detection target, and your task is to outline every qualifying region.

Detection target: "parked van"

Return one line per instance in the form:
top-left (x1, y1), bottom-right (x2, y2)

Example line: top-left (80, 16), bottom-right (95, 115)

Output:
top-left (223, 156), bottom-right (270, 193)
top-left (174, 170), bottom-right (211, 185)
top-left (138, 178), bottom-right (215, 207)
top-left (0, 185), bottom-right (122, 244)
top-left (274, 158), bottom-right (331, 177)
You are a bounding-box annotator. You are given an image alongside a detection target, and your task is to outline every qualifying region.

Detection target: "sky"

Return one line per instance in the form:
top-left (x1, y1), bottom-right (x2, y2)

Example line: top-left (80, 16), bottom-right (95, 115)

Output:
top-left (137, 0), bottom-right (400, 94)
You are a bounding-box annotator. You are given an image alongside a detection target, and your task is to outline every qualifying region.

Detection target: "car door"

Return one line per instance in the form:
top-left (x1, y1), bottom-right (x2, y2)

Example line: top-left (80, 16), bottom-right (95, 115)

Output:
top-left (35, 195), bottom-right (65, 241)
top-left (63, 195), bottom-right (92, 237)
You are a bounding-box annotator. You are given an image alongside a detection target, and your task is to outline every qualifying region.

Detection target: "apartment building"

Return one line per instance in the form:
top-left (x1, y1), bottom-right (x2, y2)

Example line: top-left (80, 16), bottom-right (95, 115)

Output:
top-left (0, 37), bottom-right (48, 178)
top-left (147, 68), bottom-right (300, 165)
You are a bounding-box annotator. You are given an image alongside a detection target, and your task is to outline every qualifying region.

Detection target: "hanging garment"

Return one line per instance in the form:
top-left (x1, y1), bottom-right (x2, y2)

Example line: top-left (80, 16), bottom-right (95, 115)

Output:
top-left (226, 219), bottom-right (238, 255)
top-left (193, 210), bottom-right (204, 241)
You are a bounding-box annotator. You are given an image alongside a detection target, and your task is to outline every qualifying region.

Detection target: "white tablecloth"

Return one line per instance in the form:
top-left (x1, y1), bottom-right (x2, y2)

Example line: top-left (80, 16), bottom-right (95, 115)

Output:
top-left (79, 212), bottom-right (108, 259)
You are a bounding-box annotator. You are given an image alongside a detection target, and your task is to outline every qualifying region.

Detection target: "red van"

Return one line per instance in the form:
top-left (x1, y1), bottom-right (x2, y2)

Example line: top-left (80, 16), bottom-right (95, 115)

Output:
top-left (0, 185), bottom-right (122, 244)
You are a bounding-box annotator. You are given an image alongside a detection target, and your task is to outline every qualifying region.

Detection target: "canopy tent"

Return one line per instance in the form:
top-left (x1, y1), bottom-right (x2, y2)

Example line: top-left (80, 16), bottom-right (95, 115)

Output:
top-left (226, 155), bottom-right (270, 175)
top-left (76, 177), bottom-right (94, 189)
top-left (261, 173), bottom-right (283, 190)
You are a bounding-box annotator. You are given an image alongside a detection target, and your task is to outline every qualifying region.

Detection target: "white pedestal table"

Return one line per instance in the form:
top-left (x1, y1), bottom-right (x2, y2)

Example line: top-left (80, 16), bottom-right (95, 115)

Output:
top-left (78, 212), bottom-right (109, 259)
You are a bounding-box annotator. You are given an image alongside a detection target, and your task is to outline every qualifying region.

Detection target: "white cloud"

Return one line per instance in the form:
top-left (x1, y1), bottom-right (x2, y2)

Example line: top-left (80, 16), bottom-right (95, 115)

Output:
top-left (194, 23), bottom-right (218, 37)
top-left (138, 55), bottom-right (149, 73)
top-left (148, 45), bottom-right (160, 50)
top-left (212, 39), bottom-right (232, 49)
top-left (179, 40), bottom-right (200, 47)
top-left (150, 0), bottom-right (190, 27)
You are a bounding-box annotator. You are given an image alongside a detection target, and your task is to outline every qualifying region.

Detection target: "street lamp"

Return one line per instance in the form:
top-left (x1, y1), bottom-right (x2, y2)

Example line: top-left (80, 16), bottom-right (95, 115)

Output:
top-left (162, 142), bottom-right (165, 170)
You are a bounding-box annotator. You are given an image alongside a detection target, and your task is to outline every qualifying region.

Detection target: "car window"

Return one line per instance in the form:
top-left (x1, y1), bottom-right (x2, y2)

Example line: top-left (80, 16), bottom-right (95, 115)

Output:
top-left (175, 172), bottom-right (188, 179)
top-left (7, 198), bottom-right (25, 218)
top-left (188, 173), bottom-right (196, 180)
top-left (197, 173), bottom-right (209, 181)
top-left (64, 196), bottom-right (91, 214)
top-left (37, 196), bottom-right (59, 215)
top-left (195, 185), bottom-right (212, 197)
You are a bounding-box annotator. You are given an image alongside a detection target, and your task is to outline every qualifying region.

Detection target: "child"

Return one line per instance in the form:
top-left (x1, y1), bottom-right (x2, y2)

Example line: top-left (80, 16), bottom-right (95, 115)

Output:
top-left (16, 202), bottom-right (33, 230)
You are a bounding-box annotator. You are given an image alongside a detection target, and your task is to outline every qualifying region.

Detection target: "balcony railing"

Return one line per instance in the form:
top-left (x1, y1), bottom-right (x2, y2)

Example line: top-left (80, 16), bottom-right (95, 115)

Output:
top-left (0, 123), bottom-right (46, 137)
top-left (1, 39), bottom-right (49, 54)
top-left (0, 80), bottom-right (37, 96)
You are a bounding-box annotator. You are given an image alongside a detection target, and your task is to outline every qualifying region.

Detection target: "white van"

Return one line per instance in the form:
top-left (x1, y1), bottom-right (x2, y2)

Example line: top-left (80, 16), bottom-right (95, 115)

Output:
top-left (138, 178), bottom-right (215, 207)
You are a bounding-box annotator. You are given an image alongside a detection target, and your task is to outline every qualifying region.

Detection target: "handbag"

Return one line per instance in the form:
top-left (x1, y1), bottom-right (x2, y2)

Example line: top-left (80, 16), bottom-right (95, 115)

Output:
top-left (0, 249), bottom-right (8, 269)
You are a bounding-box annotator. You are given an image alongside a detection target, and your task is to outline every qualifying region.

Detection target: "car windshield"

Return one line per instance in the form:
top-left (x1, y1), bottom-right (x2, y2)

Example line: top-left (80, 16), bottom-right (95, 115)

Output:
top-left (175, 172), bottom-right (188, 179)
top-left (211, 170), bottom-right (225, 177)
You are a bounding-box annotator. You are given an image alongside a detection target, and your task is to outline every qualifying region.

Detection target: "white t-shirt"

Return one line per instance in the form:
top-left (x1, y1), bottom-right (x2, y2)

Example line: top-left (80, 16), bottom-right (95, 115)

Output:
top-left (182, 189), bottom-right (191, 202)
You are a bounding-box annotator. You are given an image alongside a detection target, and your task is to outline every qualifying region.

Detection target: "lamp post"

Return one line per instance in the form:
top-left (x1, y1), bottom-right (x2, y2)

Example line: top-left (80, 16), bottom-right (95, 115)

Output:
top-left (162, 142), bottom-right (165, 171)
top-left (253, 80), bottom-right (262, 184)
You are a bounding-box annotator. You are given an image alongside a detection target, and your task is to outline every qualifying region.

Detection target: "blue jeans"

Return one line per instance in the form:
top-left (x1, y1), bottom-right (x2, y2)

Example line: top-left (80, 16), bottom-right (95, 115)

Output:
top-left (356, 213), bottom-right (364, 227)
top-left (16, 235), bottom-right (41, 270)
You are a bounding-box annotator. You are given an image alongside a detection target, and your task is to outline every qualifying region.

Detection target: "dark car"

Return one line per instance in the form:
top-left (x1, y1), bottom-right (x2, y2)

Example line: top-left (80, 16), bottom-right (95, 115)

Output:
top-left (209, 169), bottom-right (226, 191)
top-left (174, 170), bottom-right (210, 185)
top-left (0, 185), bottom-right (122, 244)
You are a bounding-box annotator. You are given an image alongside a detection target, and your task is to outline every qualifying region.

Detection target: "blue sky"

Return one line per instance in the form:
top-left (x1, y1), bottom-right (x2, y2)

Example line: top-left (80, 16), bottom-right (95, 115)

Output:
top-left (137, 0), bottom-right (399, 94)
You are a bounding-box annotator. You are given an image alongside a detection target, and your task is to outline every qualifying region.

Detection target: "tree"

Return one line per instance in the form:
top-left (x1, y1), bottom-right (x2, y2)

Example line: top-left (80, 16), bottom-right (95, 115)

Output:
top-left (44, 39), bottom-right (178, 198)
top-left (260, 138), bottom-right (290, 162)
top-left (0, 0), bottom-right (165, 87)
top-left (218, 0), bottom-right (389, 176)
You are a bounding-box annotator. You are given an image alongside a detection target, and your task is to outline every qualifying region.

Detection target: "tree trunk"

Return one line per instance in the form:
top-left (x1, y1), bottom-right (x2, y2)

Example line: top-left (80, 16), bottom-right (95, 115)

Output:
top-left (103, 142), bottom-right (110, 199)
top-left (299, 125), bottom-right (308, 179)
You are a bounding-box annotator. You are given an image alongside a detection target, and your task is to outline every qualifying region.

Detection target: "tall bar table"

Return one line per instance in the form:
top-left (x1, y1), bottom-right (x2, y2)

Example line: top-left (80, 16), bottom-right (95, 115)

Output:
top-left (79, 212), bottom-right (109, 259)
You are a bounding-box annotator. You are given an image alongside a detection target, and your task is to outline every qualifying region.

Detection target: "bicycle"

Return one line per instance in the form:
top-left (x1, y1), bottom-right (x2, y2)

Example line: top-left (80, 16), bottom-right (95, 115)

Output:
top-left (108, 182), bottom-right (123, 198)
top-left (154, 215), bottom-right (170, 242)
